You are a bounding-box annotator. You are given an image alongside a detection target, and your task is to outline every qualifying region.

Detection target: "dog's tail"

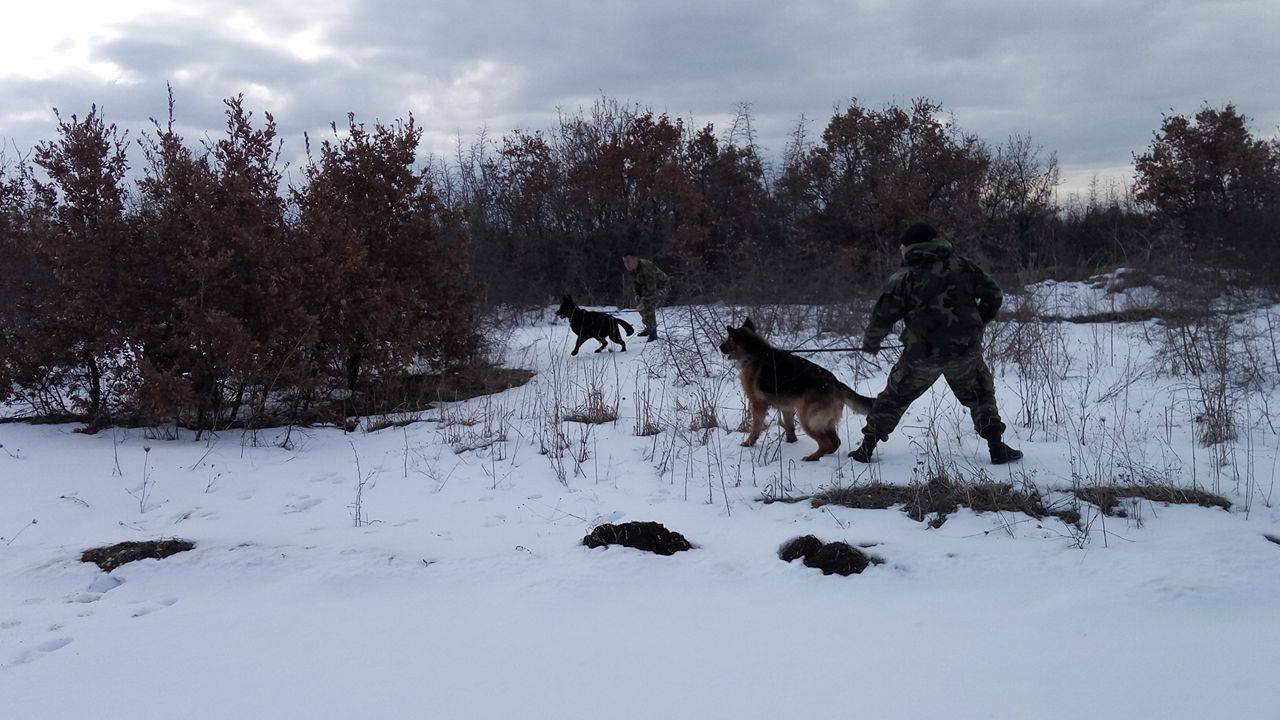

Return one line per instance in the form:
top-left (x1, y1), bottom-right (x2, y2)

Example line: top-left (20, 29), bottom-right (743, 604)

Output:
top-left (616, 317), bottom-right (635, 336)
top-left (837, 382), bottom-right (874, 415)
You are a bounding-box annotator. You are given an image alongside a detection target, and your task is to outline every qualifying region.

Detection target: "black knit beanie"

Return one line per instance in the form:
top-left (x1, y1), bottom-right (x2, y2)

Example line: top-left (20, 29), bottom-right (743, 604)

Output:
top-left (899, 223), bottom-right (939, 246)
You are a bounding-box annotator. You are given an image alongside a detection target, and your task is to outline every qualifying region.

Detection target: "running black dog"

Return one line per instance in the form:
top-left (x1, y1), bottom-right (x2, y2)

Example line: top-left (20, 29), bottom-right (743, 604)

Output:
top-left (555, 295), bottom-right (635, 355)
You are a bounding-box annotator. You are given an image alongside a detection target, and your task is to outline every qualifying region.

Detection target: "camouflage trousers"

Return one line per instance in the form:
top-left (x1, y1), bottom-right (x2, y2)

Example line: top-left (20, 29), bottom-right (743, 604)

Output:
top-left (861, 350), bottom-right (1006, 442)
top-left (636, 295), bottom-right (664, 337)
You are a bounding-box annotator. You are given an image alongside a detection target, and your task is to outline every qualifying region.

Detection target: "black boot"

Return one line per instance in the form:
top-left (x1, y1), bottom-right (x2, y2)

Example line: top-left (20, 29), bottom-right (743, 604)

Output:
top-left (848, 436), bottom-right (877, 463)
top-left (987, 436), bottom-right (1023, 464)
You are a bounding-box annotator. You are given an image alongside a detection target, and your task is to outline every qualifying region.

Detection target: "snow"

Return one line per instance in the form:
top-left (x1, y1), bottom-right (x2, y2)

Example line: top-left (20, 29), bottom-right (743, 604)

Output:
top-left (1015, 271), bottom-right (1164, 317)
top-left (2, 305), bottom-right (1280, 719)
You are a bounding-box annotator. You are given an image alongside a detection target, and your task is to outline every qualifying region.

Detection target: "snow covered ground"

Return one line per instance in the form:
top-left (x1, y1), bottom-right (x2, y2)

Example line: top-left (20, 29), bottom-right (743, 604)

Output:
top-left (3, 293), bottom-right (1280, 719)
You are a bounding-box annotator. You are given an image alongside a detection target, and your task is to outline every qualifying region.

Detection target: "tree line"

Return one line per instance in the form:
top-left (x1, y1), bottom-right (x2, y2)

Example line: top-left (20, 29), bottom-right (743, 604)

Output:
top-left (1, 92), bottom-right (1277, 430)
top-left (443, 97), bottom-right (1063, 305)
top-left (441, 98), bottom-right (1280, 306)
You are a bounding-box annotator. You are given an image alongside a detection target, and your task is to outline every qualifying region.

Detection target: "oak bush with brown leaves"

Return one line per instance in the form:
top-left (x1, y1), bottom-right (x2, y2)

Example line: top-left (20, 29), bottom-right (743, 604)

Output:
top-left (0, 97), bottom-right (481, 434)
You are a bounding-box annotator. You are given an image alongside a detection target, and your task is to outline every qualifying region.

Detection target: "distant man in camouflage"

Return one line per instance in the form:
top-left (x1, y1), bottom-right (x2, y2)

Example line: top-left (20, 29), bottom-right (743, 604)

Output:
top-left (622, 251), bottom-right (670, 341)
top-left (849, 223), bottom-right (1023, 465)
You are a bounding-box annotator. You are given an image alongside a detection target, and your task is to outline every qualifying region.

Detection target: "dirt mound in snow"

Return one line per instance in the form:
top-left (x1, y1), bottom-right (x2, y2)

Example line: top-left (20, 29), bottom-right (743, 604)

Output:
top-left (805, 542), bottom-right (879, 575)
top-left (779, 536), bottom-right (883, 576)
top-left (82, 539), bottom-right (195, 572)
top-left (583, 522), bottom-right (692, 556)
top-left (779, 535), bottom-right (824, 562)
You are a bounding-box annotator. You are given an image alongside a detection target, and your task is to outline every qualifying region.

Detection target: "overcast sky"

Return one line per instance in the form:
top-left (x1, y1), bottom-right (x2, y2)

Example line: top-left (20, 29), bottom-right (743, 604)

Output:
top-left (2, 0), bottom-right (1277, 195)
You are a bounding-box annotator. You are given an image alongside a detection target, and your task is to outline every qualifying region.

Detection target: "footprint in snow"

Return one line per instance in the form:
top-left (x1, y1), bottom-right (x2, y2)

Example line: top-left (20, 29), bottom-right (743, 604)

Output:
top-left (1, 620), bottom-right (21, 630)
top-left (283, 497), bottom-right (324, 514)
top-left (130, 597), bottom-right (177, 618)
top-left (131, 606), bottom-right (157, 618)
top-left (11, 637), bottom-right (72, 666)
top-left (38, 637), bottom-right (71, 652)
top-left (86, 574), bottom-right (123, 595)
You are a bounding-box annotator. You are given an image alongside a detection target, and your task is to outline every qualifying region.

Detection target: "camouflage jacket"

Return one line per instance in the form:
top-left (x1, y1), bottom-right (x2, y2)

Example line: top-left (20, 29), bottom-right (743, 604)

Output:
top-left (632, 259), bottom-right (671, 300)
top-left (862, 239), bottom-right (1003, 357)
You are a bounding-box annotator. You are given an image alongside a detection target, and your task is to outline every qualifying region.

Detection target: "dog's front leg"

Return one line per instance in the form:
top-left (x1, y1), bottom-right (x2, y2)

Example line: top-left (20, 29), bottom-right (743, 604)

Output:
top-left (571, 336), bottom-right (586, 356)
top-left (741, 402), bottom-right (767, 447)
top-left (781, 409), bottom-right (798, 443)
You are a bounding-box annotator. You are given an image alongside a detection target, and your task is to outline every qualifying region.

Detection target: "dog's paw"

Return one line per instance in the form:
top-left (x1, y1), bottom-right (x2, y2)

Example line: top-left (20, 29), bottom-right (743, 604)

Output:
top-left (740, 440), bottom-right (755, 448)
top-left (785, 435), bottom-right (799, 443)
top-left (801, 454), bottom-right (822, 462)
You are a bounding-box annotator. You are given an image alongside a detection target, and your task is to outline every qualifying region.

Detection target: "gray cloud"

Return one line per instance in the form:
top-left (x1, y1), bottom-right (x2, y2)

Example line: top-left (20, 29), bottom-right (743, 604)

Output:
top-left (2, 0), bottom-right (1276, 193)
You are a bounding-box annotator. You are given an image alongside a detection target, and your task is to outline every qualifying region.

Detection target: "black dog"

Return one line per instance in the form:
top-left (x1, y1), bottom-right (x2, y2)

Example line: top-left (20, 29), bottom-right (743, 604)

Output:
top-left (555, 295), bottom-right (634, 355)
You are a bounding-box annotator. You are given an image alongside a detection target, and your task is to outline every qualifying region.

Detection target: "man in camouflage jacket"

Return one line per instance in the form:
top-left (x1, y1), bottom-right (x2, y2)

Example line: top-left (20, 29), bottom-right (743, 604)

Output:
top-left (622, 251), bottom-right (670, 341)
top-left (850, 223), bottom-right (1023, 465)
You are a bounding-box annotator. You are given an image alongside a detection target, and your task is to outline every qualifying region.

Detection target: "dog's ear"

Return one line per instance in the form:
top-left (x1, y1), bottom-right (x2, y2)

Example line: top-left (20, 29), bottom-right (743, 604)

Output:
top-left (742, 317), bottom-right (756, 331)
top-left (726, 325), bottom-right (739, 338)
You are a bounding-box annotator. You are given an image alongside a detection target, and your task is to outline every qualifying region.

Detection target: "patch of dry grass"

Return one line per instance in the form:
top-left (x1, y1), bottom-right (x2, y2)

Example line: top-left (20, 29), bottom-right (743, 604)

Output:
top-left (564, 390), bottom-right (619, 425)
top-left (811, 476), bottom-right (1081, 528)
top-left (82, 539), bottom-right (195, 572)
top-left (1073, 484), bottom-right (1230, 517)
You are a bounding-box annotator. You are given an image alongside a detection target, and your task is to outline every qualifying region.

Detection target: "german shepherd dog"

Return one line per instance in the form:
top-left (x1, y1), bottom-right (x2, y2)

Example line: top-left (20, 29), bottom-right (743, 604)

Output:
top-left (555, 295), bottom-right (635, 355)
top-left (719, 318), bottom-right (873, 461)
